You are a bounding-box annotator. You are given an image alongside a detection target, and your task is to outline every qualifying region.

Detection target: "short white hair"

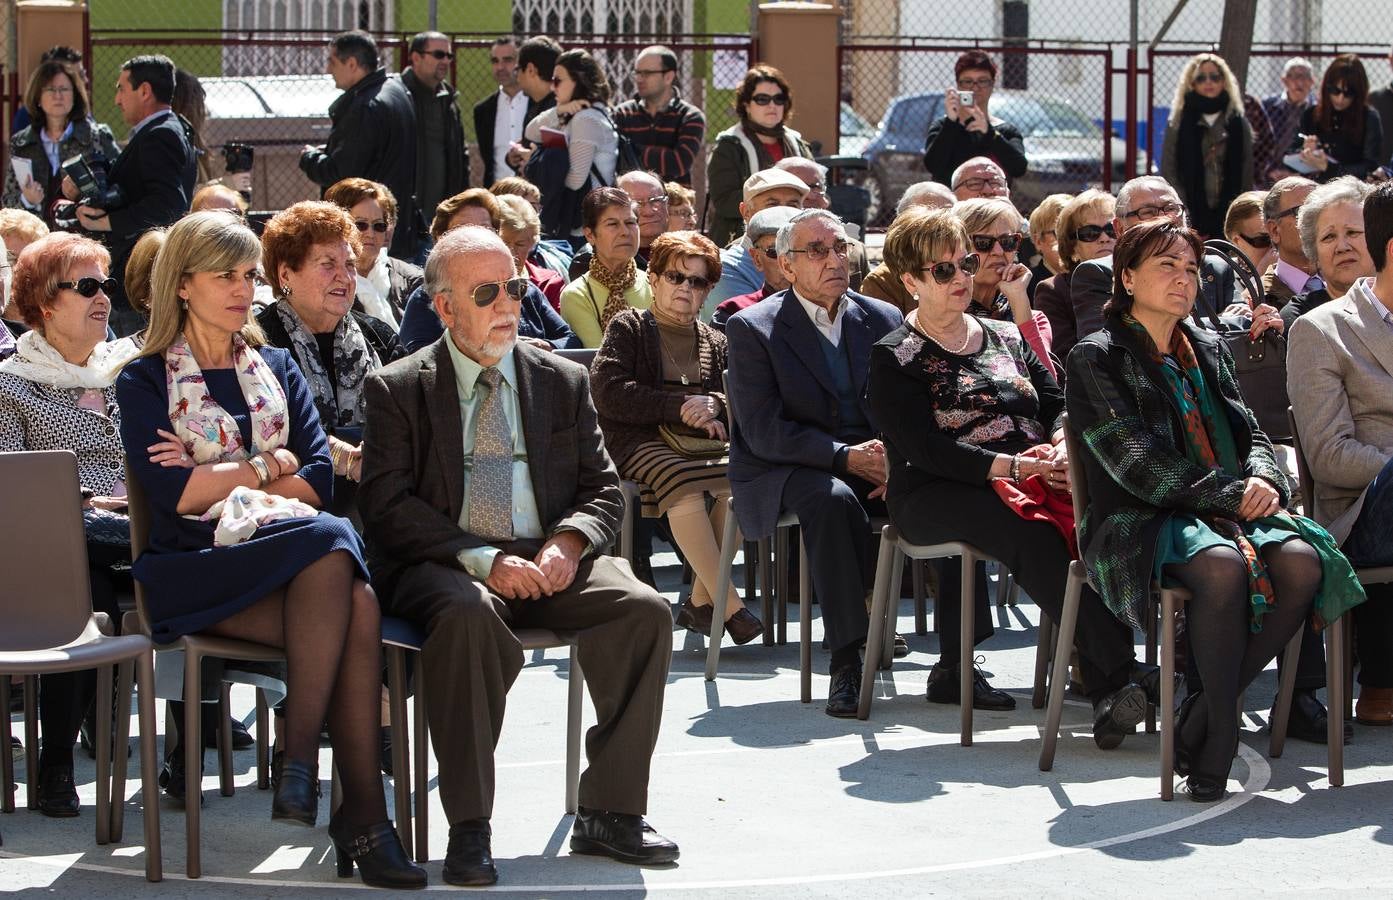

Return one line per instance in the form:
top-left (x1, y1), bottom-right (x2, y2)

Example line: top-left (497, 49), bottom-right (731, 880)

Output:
top-left (950, 156), bottom-right (1005, 189)
top-left (1298, 176), bottom-right (1372, 267)
top-left (424, 225), bottom-right (511, 297)
top-left (1115, 176), bottom-right (1174, 219)
top-left (774, 208), bottom-right (844, 258)
top-left (897, 181), bottom-right (956, 216)
top-left (1283, 57), bottom-right (1314, 77)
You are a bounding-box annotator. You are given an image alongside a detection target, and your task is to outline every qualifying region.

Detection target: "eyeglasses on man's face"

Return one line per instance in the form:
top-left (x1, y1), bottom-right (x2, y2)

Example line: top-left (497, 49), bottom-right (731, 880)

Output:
top-left (787, 239), bottom-right (850, 261)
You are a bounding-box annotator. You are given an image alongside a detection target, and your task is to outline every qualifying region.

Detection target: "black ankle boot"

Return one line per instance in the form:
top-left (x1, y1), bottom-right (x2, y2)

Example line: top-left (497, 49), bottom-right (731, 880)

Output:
top-left (270, 759), bottom-right (320, 826)
top-left (328, 816), bottom-right (427, 888)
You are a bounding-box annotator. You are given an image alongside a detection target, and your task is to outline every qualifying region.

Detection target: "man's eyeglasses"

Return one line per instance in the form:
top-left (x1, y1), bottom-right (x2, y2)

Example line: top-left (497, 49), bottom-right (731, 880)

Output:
top-left (456, 277), bottom-right (529, 307)
top-left (787, 239), bottom-right (850, 261)
top-left (1270, 205), bottom-right (1301, 221)
top-left (1072, 223), bottom-right (1117, 242)
top-left (659, 270), bottom-right (713, 292)
top-left (957, 77), bottom-right (994, 90)
top-left (420, 49), bottom-right (454, 60)
top-left (1122, 201), bottom-right (1186, 222)
top-left (634, 196), bottom-right (669, 209)
top-left (750, 93), bottom-right (788, 107)
top-left (758, 245), bottom-right (778, 260)
top-left (58, 276), bottom-right (118, 298)
top-left (634, 68), bottom-right (671, 78)
top-left (922, 254), bottom-right (980, 284)
top-left (1193, 71), bottom-right (1224, 85)
top-left (804, 181), bottom-right (828, 194)
top-left (1237, 232), bottom-right (1273, 249)
top-left (956, 177), bottom-right (1007, 192)
top-left (354, 219), bottom-right (389, 234)
top-left (970, 233), bottom-right (1022, 254)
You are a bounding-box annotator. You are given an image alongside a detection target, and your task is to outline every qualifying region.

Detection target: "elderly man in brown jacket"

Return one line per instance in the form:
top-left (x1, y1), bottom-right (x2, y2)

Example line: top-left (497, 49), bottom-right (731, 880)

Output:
top-left (1288, 180), bottom-right (1393, 727)
top-left (358, 226), bottom-right (677, 886)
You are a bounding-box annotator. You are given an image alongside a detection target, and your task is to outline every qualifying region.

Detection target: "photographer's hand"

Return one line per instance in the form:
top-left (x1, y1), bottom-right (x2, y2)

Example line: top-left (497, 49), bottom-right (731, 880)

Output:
top-left (60, 174), bottom-right (79, 201)
top-left (76, 205), bottom-right (111, 232)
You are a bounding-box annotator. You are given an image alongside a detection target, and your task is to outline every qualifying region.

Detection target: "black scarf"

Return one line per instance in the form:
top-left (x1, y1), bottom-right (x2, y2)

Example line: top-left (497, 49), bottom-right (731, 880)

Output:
top-left (1177, 90), bottom-right (1246, 237)
top-left (746, 120), bottom-right (787, 142)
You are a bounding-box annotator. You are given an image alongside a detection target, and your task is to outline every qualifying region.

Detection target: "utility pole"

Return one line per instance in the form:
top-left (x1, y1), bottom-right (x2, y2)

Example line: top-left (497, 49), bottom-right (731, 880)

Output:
top-left (1219, 0), bottom-right (1259, 88)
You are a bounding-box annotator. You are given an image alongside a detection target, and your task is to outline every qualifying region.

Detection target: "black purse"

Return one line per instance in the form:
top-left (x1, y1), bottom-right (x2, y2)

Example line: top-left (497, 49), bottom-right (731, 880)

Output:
top-left (1201, 239), bottom-right (1291, 441)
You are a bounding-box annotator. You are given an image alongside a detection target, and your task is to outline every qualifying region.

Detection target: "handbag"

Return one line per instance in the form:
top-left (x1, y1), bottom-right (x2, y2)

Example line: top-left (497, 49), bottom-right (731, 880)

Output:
top-left (657, 422), bottom-right (727, 459)
top-left (1201, 239), bottom-right (1292, 441)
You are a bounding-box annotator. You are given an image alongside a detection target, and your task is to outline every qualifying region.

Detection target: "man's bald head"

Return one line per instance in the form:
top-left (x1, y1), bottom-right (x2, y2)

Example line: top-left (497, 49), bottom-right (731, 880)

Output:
top-left (950, 157), bottom-right (1009, 201)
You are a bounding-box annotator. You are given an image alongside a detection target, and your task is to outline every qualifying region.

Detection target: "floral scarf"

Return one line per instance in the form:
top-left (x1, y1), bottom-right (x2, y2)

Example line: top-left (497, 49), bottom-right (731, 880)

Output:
top-left (273, 301), bottom-right (378, 432)
top-left (588, 254), bottom-right (637, 332)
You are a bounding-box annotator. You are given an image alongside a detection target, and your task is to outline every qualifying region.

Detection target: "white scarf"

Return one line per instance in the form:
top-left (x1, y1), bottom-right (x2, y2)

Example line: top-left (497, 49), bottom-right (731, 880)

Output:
top-left (0, 330), bottom-right (124, 389)
top-left (355, 250), bottom-right (399, 328)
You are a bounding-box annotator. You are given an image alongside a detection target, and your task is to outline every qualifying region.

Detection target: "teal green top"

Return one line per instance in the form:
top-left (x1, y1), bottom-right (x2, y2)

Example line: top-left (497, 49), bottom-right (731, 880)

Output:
top-left (443, 334), bottom-right (544, 579)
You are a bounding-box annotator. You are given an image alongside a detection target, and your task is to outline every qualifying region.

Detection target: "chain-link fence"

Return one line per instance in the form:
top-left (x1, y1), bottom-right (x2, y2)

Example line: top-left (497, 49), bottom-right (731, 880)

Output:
top-left (84, 29), bottom-right (754, 213)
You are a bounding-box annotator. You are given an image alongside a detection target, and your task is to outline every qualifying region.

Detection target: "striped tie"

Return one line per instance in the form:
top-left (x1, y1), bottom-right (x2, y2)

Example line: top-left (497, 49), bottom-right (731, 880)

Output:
top-left (468, 367), bottom-right (514, 541)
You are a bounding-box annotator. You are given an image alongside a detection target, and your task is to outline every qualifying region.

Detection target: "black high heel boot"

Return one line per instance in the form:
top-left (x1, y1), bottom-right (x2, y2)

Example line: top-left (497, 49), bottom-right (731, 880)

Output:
top-left (270, 759), bottom-right (320, 826)
top-left (328, 816), bottom-right (427, 889)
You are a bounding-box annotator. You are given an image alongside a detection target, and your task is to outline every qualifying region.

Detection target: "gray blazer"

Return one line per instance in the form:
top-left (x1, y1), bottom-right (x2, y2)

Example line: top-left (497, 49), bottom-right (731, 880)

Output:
top-left (1287, 282), bottom-right (1393, 544)
top-left (358, 337), bottom-right (624, 600)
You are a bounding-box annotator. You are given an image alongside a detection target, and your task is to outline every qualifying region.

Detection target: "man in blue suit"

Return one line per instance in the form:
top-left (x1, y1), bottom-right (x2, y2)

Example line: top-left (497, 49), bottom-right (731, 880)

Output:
top-left (725, 209), bottom-right (904, 716)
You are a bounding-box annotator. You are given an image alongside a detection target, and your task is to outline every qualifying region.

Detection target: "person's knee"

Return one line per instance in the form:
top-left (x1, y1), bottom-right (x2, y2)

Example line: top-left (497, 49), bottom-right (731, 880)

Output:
top-left (350, 580), bottom-right (381, 632)
top-left (799, 476), bottom-right (867, 527)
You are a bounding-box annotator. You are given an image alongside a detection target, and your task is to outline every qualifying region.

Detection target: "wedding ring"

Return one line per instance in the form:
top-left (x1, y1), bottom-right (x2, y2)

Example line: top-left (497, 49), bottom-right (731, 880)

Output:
top-left (180, 454), bottom-right (188, 462)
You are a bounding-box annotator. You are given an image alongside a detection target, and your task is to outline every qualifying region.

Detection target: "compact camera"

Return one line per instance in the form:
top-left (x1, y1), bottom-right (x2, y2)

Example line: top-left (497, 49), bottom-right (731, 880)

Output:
top-left (957, 90), bottom-right (976, 109)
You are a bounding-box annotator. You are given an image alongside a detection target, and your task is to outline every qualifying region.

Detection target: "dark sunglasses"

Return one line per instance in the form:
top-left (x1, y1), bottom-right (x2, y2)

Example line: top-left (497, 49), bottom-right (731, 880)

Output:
top-left (1238, 232), bottom-right (1273, 249)
top-left (1328, 84), bottom-right (1353, 98)
top-left (420, 49), bottom-right (453, 60)
top-left (58, 276), bottom-right (117, 298)
top-left (468, 277), bottom-right (529, 307)
top-left (1193, 71), bottom-right (1224, 85)
top-left (1271, 205), bottom-right (1301, 221)
top-left (922, 253), bottom-right (981, 284)
top-left (354, 220), bottom-right (389, 234)
top-left (1072, 222), bottom-right (1117, 242)
top-left (550, 76), bottom-right (564, 87)
top-left (659, 270), bottom-right (713, 292)
top-left (971, 233), bottom-right (1022, 253)
top-left (750, 92), bottom-right (788, 106)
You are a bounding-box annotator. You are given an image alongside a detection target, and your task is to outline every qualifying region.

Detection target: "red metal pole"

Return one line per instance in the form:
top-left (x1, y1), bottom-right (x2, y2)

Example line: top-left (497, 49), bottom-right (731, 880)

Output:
top-left (1143, 47), bottom-right (1154, 174)
top-left (1103, 48), bottom-right (1114, 190)
top-left (1125, 44), bottom-right (1138, 180)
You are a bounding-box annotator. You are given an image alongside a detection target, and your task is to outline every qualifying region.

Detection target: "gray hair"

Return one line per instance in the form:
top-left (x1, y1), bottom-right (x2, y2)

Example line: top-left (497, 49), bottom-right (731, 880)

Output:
top-left (617, 169), bottom-right (664, 195)
top-left (1283, 56), bottom-right (1314, 77)
top-left (774, 208), bottom-right (844, 258)
top-left (424, 225), bottom-right (511, 298)
top-left (774, 156), bottom-right (828, 181)
top-left (1263, 175), bottom-right (1317, 223)
top-left (949, 156), bottom-right (1005, 189)
top-left (1298, 176), bottom-right (1372, 266)
top-left (1115, 176), bottom-right (1174, 219)
top-left (896, 181), bottom-right (957, 216)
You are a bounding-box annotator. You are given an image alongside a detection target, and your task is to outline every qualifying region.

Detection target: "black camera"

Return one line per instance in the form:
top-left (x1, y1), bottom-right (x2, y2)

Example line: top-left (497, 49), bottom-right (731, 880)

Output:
top-left (222, 143), bottom-right (254, 174)
top-left (62, 152), bottom-right (124, 210)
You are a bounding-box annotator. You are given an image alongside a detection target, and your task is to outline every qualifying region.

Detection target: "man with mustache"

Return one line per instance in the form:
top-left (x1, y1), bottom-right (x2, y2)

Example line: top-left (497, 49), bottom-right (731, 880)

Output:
top-left (359, 226), bottom-right (678, 886)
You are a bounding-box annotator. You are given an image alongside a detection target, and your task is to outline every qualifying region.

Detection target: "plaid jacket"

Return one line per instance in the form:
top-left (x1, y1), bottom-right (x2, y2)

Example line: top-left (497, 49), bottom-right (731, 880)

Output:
top-left (611, 94), bottom-right (707, 186)
top-left (1064, 319), bottom-right (1288, 629)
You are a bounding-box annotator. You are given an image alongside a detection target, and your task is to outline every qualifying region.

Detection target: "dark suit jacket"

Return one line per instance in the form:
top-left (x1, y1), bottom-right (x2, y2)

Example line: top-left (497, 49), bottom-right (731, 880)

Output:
top-left (724, 289), bottom-right (903, 540)
top-left (1069, 251), bottom-right (1241, 344)
top-left (1261, 263), bottom-right (1296, 310)
top-left (1032, 270), bottom-right (1077, 364)
top-left (105, 110), bottom-right (197, 308)
top-left (358, 338), bottom-right (623, 600)
top-left (1279, 286), bottom-right (1332, 332)
top-left (474, 91), bottom-right (554, 188)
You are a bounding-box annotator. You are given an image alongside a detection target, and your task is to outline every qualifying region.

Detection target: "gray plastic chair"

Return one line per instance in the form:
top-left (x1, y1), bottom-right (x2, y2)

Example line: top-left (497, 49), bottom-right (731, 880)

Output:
top-left (0, 450), bottom-right (162, 881)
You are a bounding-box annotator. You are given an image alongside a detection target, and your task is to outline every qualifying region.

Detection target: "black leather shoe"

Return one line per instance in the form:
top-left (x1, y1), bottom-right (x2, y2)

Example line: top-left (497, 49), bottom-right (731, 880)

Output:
top-left (329, 816), bottom-right (426, 888)
top-left (925, 660), bottom-right (1016, 711)
top-left (892, 634), bottom-right (910, 658)
top-left (37, 765), bottom-right (80, 818)
top-left (1279, 689), bottom-right (1353, 745)
top-left (158, 746), bottom-right (206, 808)
top-left (443, 822), bottom-right (498, 886)
top-left (202, 710), bottom-right (255, 750)
top-left (1185, 773), bottom-right (1227, 803)
top-left (270, 759), bottom-right (320, 826)
top-left (1092, 683), bottom-right (1147, 750)
top-left (825, 664), bottom-right (862, 718)
top-left (570, 806), bottom-right (679, 865)
top-left (1130, 661), bottom-right (1164, 707)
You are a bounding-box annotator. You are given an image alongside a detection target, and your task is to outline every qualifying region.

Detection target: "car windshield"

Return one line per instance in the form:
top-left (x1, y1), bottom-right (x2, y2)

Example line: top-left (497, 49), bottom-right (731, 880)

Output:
top-left (842, 102), bottom-right (874, 136)
top-left (994, 96), bottom-right (1099, 138)
top-left (889, 95), bottom-right (940, 141)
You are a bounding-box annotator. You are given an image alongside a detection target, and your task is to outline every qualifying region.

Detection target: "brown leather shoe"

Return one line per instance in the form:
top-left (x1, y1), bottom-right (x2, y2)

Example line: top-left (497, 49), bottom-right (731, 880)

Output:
top-left (724, 608), bottom-right (765, 645)
top-left (1356, 686), bottom-right (1393, 726)
top-left (673, 599), bottom-right (714, 635)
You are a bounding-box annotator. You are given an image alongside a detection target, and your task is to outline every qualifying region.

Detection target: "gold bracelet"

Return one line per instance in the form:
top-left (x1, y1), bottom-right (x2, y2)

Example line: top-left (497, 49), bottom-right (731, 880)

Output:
top-left (247, 454), bottom-right (272, 487)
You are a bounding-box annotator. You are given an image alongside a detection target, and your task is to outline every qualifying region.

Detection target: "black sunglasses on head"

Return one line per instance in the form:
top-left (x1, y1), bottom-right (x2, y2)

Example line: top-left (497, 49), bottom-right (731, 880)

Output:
top-left (971, 233), bottom-right (1022, 254)
top-left (468, 277), bottom-right (529, 307)
top-left (659, 270), bottom-right (713, 292)
top-left (1072, 222), bottom-right (1117, 242)
top-left (58, 276), bottom-right (117, 298)
top-left (354, 220), bottom-right (389, 233)
top-left (922, 253), bottom-right (980, 284)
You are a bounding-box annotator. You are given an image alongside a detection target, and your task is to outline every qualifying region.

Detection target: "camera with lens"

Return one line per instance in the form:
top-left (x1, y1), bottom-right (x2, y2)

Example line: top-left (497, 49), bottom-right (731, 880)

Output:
top-left (222, 142), bottom-right (255, 174)
top-left (52, 151), bottom-right (125, 231)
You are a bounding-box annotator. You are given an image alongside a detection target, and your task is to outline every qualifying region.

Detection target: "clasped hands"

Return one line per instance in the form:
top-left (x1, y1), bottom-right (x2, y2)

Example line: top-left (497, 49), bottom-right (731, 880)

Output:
top-left (1016, 443), bottom-right (1071, 492)
top-left (845, 438), bottom-right (889, 500)
top-left (679, 394), bottom-right (726, 440)
top-left (485, 530), bottom-right (586, 600)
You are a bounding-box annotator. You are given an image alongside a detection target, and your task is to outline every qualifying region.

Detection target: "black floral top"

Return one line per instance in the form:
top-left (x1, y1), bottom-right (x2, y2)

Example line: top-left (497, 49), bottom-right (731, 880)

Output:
top-left (867, 316), bottom-right (1064, 488)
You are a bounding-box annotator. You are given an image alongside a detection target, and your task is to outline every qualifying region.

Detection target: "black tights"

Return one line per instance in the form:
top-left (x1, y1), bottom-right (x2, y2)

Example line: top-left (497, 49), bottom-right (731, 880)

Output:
top-left (204, 550), bottom-right (385, 826)
top-left (1163, 540), bottom-right (1320, 779)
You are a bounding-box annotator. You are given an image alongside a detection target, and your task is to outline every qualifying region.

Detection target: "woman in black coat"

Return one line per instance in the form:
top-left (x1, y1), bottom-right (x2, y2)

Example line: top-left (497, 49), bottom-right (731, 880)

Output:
top-left (1288, 53), bottom-right (1383, 183)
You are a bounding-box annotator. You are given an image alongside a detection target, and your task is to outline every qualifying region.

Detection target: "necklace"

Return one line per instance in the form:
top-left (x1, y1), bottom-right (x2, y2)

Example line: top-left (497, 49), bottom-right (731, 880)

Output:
top-left (658, 322), bottom-right (698, 386)
top-left (910, 310), bottom-right (973, 354)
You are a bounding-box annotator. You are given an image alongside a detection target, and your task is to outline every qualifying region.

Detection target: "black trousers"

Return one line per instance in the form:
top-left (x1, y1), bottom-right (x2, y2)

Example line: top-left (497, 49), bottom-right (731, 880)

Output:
top-left (778, 467), bottom-right (885, 663)
top-left (890, 479), bottom-right (1136, 696)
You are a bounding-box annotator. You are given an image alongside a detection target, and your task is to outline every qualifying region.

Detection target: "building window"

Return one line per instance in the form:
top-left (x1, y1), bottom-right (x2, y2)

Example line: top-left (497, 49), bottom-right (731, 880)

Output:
top-left (222, 0), bottom-right (395, 76)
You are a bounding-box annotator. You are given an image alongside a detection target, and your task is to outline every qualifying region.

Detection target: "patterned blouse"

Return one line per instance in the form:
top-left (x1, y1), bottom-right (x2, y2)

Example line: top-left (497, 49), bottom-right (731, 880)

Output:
top-left (0, 373), bottom-right (124, 495)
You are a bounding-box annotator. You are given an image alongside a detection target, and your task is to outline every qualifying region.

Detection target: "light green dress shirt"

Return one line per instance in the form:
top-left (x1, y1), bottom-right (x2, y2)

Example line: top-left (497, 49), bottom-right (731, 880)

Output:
top-left (558, 274), bottom-right (654, 348)
top-left (444, 335), bottom-right (544, 579)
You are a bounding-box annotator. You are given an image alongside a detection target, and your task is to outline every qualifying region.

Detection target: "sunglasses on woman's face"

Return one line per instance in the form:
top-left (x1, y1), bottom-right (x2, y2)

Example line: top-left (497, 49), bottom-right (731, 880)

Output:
top-left (1072, 222), bottom-right (1117, 243)
top-left (1328, 84), bottom-right (1353, 98)
top-left (58, 276), bottom-right (118, 298)
top-left (468, 277), bottom-right (529, 307)
top-left (1193, 71), bottom-right (1224, 85)
top-left (1238, 232), bottom-right (1273, 249)
top-left (659, 270), bottom-right (712, 292)
top-left (354, 219), bottom-right (389, 233)
top-left (971, 233), bottom-right (1022, 254)
top-left (550, 76), bottom-right (564, 87)
top-left (750, 92), bottom-right (788, 107)
top-left (921, 253), bottom-right (980, 284)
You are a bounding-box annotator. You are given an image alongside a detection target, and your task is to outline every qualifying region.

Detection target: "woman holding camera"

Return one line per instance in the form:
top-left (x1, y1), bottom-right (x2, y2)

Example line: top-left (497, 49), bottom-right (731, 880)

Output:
top-left (2, 60), bottom-right (120, 228)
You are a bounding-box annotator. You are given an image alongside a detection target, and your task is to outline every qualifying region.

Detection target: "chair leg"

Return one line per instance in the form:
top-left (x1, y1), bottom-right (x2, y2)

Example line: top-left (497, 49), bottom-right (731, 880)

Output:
top-left (0, 677), bottom-right (14, 813)
top-left (1268, 629), bottom-right (1303, 758)
top-left (858, 527), bottom-right (898, 719)
top-left (758, 537), bottom-right (774, 647)
top-left (565, 649), bottom-right (584, 815)
top-left (1039, 564), bottom-right (1083, 771)
top-left (799, 536), bottom-right (812, 704)
top-left (912, 559), bottom-right (928, 635)
top-left (960, 552), bottom-right (975, 747)
top-left (1144, 603), bottom-right (1159, 734)
top-left (111, 660), bottom-right (135, 843)
top-left (1160, 591), bottom-right (1178, 801)
top-left (386, 647), bottom-right (413, 860)
top-left (23, 675), bottom-right (37, 810)
top-left (1326, 616), bottom-right (1345, 788)
top-left (412, 668), bottom-right (429, 863)
top-left (775, 527), bottom-right (790, 645)
top-left (255, 689), bottom-right (270, 790)
top-left (1032, 614), bottom-right (1054, 711)
top-left (95, 664), bottom-right (113, 845)
top-left (184, 651), bottom-right (203, 879)
top-left (705, 498), bottom-right (741, 681)
top-left (136, 652), bottom-right (163, 882)
top-left (1343, 621), bottom-right (1354, 723)
top-left (217, 683), bottom-right (234, 798)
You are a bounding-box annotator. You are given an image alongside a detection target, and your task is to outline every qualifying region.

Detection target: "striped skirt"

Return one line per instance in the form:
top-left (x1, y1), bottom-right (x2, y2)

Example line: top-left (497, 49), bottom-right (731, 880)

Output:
top-left (621, 440), bottom-right (732, 517)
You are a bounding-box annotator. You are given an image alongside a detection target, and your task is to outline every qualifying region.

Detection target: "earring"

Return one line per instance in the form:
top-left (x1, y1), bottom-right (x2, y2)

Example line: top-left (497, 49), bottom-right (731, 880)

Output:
top-left (180, 300), bottom-right (188, 310)
top-left (912, 292), bottom-right (920, 302)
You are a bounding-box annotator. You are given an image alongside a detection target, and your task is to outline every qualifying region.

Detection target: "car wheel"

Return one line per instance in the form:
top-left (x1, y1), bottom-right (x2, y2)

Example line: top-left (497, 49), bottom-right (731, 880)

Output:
top-left (865, 175), bottom-right (887, 227)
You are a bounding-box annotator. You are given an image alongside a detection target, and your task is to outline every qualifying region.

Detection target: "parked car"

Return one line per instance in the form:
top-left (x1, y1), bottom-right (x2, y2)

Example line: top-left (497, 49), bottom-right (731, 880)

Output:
top-left (839, 101), bottom-right (878, 157)
top-left (854, 89), bottom-right (1151, 224)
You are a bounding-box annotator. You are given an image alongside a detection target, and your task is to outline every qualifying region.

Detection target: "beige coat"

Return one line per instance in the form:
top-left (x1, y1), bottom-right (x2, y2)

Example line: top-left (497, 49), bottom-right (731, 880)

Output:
top-left (1287, 279), bottom-right (1393, 544)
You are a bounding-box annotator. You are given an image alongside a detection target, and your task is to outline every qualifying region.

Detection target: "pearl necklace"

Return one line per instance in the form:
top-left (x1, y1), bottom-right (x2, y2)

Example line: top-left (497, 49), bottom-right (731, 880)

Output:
top-left (910, 310), bottom-right (973, 354)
